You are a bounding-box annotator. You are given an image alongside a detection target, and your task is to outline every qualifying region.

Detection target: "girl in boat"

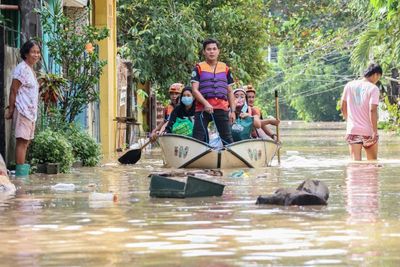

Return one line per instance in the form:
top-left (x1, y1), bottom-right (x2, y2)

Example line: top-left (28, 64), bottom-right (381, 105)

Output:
top-left (231, 88), bottom-right (261, 141)
top-left (164, 86), bottom-right (196, 136)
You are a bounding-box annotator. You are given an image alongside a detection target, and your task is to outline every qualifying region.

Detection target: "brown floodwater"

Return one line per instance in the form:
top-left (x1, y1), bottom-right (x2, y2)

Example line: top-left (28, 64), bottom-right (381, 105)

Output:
top-left (1, 121), bottom-right (400, 266)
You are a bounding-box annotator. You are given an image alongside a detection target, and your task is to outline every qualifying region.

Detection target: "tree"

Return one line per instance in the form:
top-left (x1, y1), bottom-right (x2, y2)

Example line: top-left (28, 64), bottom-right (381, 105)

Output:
top-left (351, 0), bottom-right (400, 131)
top-left (117, 0), bottom-right (269, 96)
top-left (256, 0), bottom-right (365, 121)
top-left (38, 0), bottom-right (109, 123)
top-left (118, 0), bottom-right (203, 91)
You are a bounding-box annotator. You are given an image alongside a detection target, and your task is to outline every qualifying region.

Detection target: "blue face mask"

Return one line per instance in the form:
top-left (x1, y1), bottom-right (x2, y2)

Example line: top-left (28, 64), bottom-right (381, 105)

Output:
top-left (181, 96), bottom-right (193, 106)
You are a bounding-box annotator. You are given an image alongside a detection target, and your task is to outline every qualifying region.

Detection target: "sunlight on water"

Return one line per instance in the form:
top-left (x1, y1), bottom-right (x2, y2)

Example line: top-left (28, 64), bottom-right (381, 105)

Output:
top-left (0, 122), bottom-right (400, 266)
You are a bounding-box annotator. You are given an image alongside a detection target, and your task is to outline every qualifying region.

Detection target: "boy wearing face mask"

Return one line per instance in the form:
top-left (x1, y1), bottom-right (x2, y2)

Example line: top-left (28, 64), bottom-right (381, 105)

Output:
top-left (164, 86), bottom-right (196, 135)
top-left (150, 83), bottom-right (183, 141)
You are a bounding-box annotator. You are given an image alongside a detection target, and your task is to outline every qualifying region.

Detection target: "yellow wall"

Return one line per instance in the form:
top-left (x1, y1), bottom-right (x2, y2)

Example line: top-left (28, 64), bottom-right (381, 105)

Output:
top-left (93, 0), bottom-right (117, 159)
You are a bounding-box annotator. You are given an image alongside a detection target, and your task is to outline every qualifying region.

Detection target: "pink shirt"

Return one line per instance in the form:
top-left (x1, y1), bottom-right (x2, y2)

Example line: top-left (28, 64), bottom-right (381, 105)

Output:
top-left (341, 79), bottom-right (379, 136)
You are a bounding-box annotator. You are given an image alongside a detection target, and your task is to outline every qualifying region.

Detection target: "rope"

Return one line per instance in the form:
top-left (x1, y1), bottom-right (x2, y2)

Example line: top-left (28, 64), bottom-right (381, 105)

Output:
top-left (200, 111), bottom-right (230, 147)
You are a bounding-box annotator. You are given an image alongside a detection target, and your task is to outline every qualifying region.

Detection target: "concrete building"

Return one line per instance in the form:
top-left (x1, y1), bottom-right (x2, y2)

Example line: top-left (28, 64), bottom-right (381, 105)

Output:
top-left (0, 0), bottom-right (118, 163)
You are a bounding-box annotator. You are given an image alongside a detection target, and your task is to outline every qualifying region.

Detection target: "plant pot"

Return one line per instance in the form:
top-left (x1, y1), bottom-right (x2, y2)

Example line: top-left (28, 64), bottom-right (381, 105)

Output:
top-left (46, 163), bottom-right (60, 174)
top-left (36, 163), bottom-right (47, 173)
top-left (72, 160), bottom-right (83, 168)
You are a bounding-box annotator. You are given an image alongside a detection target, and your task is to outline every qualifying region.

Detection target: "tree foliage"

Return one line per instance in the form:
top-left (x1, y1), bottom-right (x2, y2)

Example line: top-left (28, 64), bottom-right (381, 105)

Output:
top-left (256, 0), bottom-right (365, 121)
top-left (118, 0), bottom-right (269, 94)
top-left (38, 0), bottom-right (109, 123)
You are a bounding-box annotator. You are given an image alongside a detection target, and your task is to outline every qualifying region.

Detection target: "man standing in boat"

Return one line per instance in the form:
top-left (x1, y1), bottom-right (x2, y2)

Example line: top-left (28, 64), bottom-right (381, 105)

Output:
top-left (341, 63), bottom-right (382, 161)
top-left (191, 38), bottom-right (235, 144)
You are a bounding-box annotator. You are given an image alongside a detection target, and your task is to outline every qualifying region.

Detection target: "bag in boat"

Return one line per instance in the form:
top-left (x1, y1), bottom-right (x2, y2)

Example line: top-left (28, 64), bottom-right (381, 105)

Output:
top-left (209, 132), bottom-right (223, 150)
top-left (231, 116), bottom-right (254, 142)
top-left (172, 117), bottom-right (193, 136)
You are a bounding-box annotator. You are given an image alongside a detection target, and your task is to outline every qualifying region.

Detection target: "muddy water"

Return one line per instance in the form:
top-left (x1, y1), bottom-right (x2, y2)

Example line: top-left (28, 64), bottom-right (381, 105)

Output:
top-left (1, 122), bottom-right (400, 266)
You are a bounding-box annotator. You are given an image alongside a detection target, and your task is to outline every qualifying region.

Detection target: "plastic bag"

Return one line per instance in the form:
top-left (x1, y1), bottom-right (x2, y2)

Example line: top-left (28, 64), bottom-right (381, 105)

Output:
top-left (231, 116), bottom-right (254, 142)
top-left (208, 121), bottom-right (223, 150)
top-left (172, 117), bottom-right (193, 136)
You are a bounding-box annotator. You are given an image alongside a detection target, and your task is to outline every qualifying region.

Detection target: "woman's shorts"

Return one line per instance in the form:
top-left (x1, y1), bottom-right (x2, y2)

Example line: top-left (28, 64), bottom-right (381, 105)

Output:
top-left (345, 134), bottom-right (378, 148)
top-left (13, 109), bottom-right (35, 140)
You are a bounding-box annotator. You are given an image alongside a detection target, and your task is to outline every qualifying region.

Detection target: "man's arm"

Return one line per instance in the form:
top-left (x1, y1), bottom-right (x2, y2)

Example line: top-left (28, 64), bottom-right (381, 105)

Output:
top-left (261, 118), bottom-right (280, 126)
top-left (341, 100), bottom-right (348, 121)
top-left (164, 109), bottom-right (178, 133)
top-left (227, 85), bottom-right (236, 123)
top-left (5, 79), bottom-right (21, 120)
top-left (261, 125), bottom-right (278, 141)
top-left (192, 82), bottom-right (213, 113)
top-left (370, 104), bottom-right (378, 139)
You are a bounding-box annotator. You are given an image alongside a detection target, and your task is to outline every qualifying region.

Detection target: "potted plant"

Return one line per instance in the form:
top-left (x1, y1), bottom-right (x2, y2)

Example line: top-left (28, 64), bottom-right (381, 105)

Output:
top-left (38, 72), bottom-right (67, 106)
top-left (29, 129), bottom-right (74, 173)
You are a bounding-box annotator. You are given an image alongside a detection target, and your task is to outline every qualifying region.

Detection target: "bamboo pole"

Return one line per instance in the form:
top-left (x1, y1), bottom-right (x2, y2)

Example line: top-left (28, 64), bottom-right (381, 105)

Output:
top-left (275, 90), bottom-right (281, 164)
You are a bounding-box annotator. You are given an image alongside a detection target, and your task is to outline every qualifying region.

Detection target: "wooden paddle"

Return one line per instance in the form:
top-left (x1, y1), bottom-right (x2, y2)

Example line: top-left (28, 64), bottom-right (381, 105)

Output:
top-left (275, 90), bottom-right (281, 164)
top-left (118, 139), bottom-right (152, 164)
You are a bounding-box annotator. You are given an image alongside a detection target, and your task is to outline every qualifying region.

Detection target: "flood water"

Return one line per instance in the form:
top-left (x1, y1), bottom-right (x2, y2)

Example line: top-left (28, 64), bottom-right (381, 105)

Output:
top-left (1, 121), bottom-right (400, 266)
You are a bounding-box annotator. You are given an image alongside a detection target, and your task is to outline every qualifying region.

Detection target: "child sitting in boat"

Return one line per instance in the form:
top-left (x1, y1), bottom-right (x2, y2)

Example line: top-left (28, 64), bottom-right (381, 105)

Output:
top-left (231, 88), bottom-right (261, 141)
top-left (163, 86), bottom-right (196, 136)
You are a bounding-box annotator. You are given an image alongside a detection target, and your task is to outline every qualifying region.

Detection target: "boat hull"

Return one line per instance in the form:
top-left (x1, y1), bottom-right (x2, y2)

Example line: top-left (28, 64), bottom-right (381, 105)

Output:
top-left (158, 134), bottom-right (279, 169)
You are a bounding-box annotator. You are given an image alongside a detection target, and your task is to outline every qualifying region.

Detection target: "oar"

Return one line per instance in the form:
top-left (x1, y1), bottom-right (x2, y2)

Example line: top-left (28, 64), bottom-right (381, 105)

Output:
top-left (118, 139), bottom-right (152, 164)
top-left (275, 90), bottom-right (281, 164)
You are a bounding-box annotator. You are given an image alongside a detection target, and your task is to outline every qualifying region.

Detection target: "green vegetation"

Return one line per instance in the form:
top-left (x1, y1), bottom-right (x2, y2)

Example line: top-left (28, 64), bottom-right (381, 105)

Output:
top-left (117, 0), bottom-right (400, 131)
top-left (117, 0), bottom-right (269, 94)
top-left (29, 130), bottom-right (74, 173)
top-left (37, 0), bottom-right (109, 123)
top-left (66, 125), bottom-right (102, 167)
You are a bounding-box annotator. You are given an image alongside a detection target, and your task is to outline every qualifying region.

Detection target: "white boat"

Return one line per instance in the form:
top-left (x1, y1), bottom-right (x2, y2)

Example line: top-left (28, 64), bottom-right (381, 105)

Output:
top-left (158, 134), bottom-right (280, 169)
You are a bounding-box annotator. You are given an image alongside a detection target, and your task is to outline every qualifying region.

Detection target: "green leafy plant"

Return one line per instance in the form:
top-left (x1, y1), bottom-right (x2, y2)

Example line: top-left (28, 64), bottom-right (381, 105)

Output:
top-left (38, 72), bottom-right (68, 114)
top-left (29, 129), bottom-right (74, 173)
top-left (118, 0), bottom-right (269, 98)
top-left (37, 0), bottom-right (109, 122)
top-left (66, 125), bottom-right (102, 167)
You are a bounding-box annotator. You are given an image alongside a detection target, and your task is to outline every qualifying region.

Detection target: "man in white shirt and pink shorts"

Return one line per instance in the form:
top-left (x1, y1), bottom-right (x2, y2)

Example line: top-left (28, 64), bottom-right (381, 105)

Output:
top-left (341, 63), bottom-right (382, 161)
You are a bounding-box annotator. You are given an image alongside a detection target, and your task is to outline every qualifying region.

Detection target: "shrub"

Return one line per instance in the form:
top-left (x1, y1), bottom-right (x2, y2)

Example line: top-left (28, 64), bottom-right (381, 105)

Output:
top-left (29, 129), bottom-right (74, 173)
top-left (66, 125), bottom-right (102, 167)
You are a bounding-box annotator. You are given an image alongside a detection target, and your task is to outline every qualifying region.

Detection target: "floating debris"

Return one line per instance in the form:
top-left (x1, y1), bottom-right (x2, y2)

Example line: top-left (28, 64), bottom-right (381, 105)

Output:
top-left (51, 183), bottom-right (76, 191)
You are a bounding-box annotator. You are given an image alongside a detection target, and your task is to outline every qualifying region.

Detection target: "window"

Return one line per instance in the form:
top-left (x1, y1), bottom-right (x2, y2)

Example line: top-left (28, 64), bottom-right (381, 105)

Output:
top-left (1, 0), bottom-right (21, 48)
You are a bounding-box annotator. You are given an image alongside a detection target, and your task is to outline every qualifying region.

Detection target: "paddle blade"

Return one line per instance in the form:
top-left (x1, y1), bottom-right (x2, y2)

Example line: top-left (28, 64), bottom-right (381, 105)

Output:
top-left (118, 149), bottom-right (142, 164)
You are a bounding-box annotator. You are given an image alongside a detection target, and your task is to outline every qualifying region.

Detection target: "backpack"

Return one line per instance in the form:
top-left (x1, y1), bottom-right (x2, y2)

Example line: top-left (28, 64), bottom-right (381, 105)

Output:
top-left (172, 117), bottom-right (193, 136)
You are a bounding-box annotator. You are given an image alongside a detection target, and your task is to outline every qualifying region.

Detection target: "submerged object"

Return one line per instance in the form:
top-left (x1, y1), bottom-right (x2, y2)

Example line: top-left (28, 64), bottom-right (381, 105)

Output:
top-left (89, 192), bottom-right (118, 202)
top-left (149, 175), bottom-right (225, 198)
top-left (51, 183), bottom-right (76, 191)
top-left (256, 179), bottom-right (329, 206)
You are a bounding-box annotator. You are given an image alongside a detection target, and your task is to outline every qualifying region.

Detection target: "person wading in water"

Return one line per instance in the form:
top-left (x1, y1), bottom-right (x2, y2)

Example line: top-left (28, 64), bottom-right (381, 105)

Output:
top-left (341, 63), bottom-right (382, 161)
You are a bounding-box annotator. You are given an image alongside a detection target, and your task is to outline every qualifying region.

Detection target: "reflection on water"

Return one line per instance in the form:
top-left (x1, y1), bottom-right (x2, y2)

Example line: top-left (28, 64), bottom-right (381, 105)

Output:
top-left (345, 164), bottom-right (380, 224)
top-left (0, 122), bottom-right (400, 266)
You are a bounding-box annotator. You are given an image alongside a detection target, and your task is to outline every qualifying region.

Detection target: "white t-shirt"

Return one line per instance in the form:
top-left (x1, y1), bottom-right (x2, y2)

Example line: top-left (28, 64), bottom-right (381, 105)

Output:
top-left (341, 79), bottom-right (380, 136)
top-left (12, 61), bottom-right (39, 122)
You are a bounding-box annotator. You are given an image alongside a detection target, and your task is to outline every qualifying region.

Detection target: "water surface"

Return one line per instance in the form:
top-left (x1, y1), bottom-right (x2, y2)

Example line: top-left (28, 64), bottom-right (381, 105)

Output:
top-left (1, 121), bottom-right (400, 266)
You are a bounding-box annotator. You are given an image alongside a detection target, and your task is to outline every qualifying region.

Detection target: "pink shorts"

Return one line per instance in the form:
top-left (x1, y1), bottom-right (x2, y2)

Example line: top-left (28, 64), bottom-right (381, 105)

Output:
top-left (346, 134), bottom-right (378, 148)
top-left (13, 109), bottom-right (35, 140)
